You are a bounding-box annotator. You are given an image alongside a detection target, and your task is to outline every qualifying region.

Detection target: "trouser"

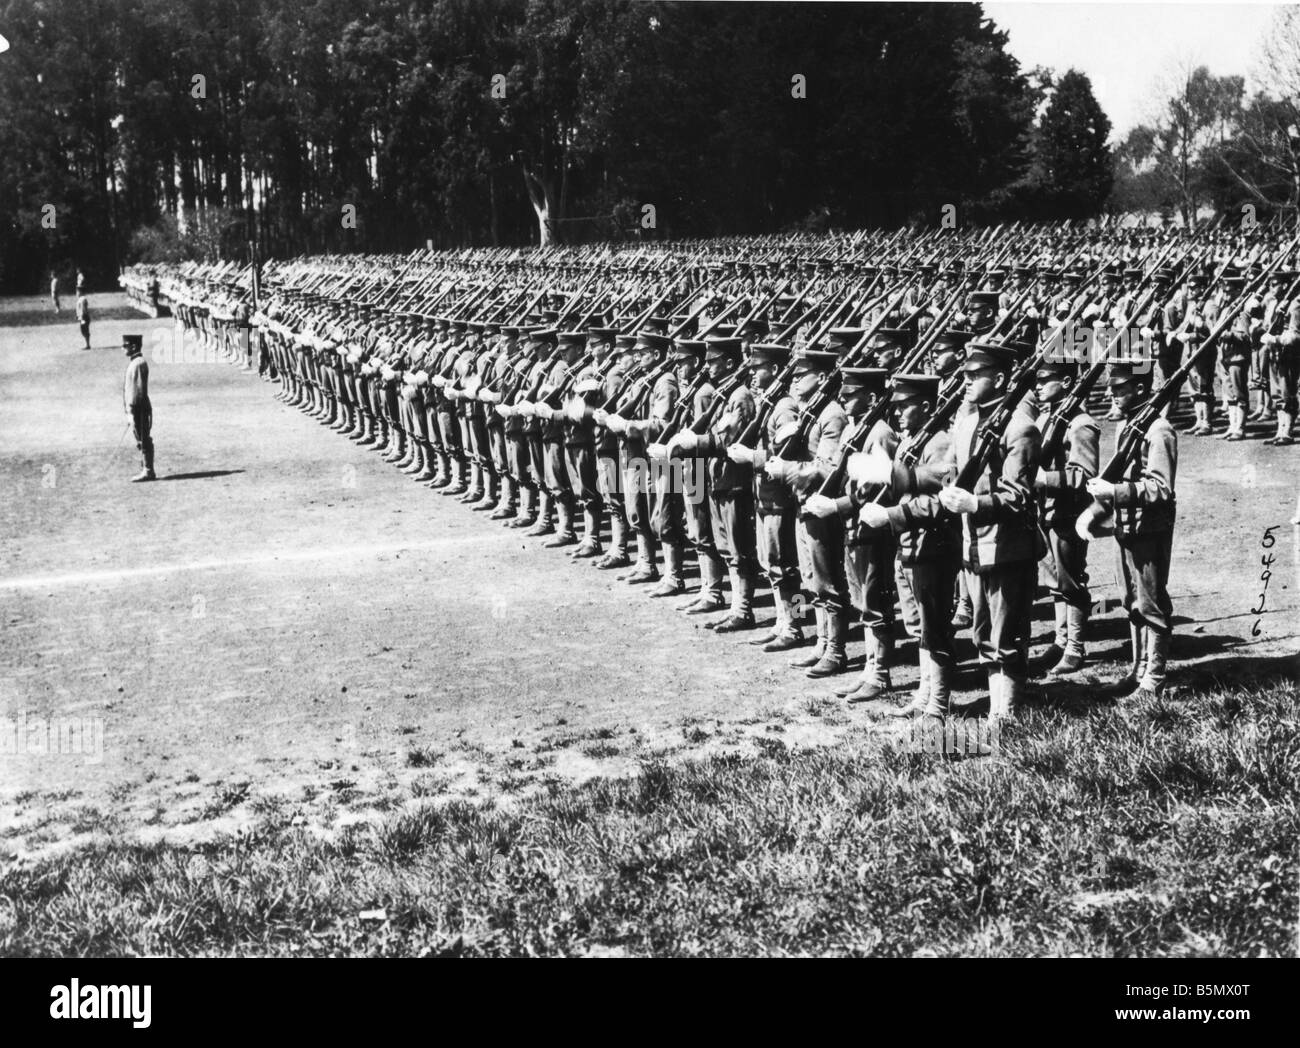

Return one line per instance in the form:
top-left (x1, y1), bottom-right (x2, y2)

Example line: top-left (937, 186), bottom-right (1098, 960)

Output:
top-left (489, 424), bottom-right (509, 476)
top-left (907, 558), bottom-right (959, 664)
top-left (1250, 340), bottom-right (1269, 392)
top-left (966, 560), bottom-right (1037, 682)
top-left (797, 514), bottom-right (849, 617)
top-left (1188, 342), bottom-right (1218, 406)
top-left (1117, 530), bottom-right (1175, 634)
top-left (621, 447), bottom-right (656, 551)
top-left (682, 459), bottom-right (718, 563)
top-left (506, 432), bottom-right (530, 485)
top-left (709, 489), bottom-right (758, 577)
top-left (1269, 349), bottom-right (1298, 413)
top-left (895, 551), bottom-right (922, 635)
top-left (757, 505), bottom-right (801, 598)
top-left (131, 403), bottom-right (154, 469)
top-left (565, 443), bottom-right (603, 516)
top-left (1044, 526), bottom-right (1091, 608)
top-left (543, 438), bottom-right (570, 503)
top-left (845, 534), bottom-right (897, 637)
top-left (1223, 361), bottom-right (1249, 406)
top-left (597, 453), bottom-right (625, 528)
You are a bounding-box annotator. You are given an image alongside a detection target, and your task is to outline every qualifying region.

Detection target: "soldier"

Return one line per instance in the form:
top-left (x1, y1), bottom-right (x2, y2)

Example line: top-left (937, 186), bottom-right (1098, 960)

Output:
top-left (934, 340), bottom-right (1042, 720)
top-left (854, 373), bottom-right (959, 718)
top-left (803, 366), bottom-right (899, 702)
top-left (1217, 272), bottom-right (1251, 441)
top-left (670, 335), bottom-right (758, 630)
top-left (587, 328), bottom-right (632, 566)
top-left (533, 330), bottom-right (586, 546)
top-left (726, 343), bottom-right (805, 651)
top-left (76, 290), bottom-right (91, 350)
top-left (123, 334), bottom-right (155, 482)
top-left (1085, 355), bottom-right (1177, 700)
top-left (762, 345), bottom-right (850, 678)
top-left (50, 271), bottom-right (60, 314)
top-left (596, 331), bottom-right (675, 585)
top-left (1263, 285), bottom-right (1299, 445)
top-left (1180, 268), bottom-right (1219, 436)
top-left (1033, 357), bottom-right (1100, 675)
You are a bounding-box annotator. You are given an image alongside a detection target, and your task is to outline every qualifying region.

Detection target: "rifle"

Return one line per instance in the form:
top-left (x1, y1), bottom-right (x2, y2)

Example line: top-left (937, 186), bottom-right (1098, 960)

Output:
top-left (1076, 236), bottom-right (1299, 539)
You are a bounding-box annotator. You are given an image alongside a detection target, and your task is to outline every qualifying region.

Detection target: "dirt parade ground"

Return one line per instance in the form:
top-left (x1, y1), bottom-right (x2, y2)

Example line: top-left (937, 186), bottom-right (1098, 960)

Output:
top-left (1, 293), bottom-right (1298, 865)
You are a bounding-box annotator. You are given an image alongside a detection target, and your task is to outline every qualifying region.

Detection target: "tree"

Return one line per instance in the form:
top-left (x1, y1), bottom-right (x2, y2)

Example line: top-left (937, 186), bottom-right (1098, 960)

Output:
top-left (1029, 69), bottom-right (1112, 219)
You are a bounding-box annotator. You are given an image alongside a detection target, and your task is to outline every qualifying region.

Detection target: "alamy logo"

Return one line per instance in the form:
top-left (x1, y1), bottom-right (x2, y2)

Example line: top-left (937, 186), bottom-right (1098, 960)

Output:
top-left (50, 980), bottom-right (151, 1028)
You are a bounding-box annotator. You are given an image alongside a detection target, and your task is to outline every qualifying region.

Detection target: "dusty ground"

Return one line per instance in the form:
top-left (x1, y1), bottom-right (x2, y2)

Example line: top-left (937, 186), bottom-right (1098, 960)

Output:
top-left (2, 293), bottom-right (1297, 863)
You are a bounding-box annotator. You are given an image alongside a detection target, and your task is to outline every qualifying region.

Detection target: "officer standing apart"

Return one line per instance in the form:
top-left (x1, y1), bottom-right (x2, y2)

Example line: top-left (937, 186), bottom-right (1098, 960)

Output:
top-left (124, 334), bottom-right (156, 482)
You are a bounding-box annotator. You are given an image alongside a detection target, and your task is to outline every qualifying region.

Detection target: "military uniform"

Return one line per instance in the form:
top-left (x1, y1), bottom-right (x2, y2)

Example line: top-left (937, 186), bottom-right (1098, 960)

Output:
top-left (1034, 359), bottom-right (1100, 674)
top-left (122, 334), bottom-right (155, 481)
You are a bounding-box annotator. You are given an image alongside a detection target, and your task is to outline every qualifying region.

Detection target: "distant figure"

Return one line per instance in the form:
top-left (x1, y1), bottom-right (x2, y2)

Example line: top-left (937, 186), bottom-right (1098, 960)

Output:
top-left (50, 272), bottom-right (60, 314)
top-left (123, 335), bottom-right (155, 482)
top-left (76, 292), bottom-right (91, 350)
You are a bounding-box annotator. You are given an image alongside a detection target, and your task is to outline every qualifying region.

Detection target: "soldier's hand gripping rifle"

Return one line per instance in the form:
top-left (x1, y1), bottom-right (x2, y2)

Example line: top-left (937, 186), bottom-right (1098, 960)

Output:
top-left (1075, 236), bottom-right (1300, 540)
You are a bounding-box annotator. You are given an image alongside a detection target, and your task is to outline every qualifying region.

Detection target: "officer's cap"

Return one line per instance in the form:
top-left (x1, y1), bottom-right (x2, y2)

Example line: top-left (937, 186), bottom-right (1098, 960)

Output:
top-left (635, 331), bottom-right (672, 354)
top-left (704, 335), bottom-right (743, 361)
top-left (890, 373), bottom-right (941, 403)
top-left (840, 367), bottom-right (889, 395)
top-left (558, 330), bottom-right (587, 349)
top-left (968, 290), bottom-right (1001, 309)
top-left (747, 343), bottom-right (790, 369)
top-left (528, 328), bottom-right (558, 348)
top-left (672, 339), bottom-right (706, 363)
top-left (962, 340), bottom-right (1018, 372)
top-left (791, 348), bottom-right (839, 375)
top-left (826, 327), bottom-right (867, 353)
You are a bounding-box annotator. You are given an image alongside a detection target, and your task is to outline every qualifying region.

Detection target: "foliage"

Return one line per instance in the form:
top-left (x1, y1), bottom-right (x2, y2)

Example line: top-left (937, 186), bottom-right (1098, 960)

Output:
top-left (0, 0), bottom-right (1106, 291)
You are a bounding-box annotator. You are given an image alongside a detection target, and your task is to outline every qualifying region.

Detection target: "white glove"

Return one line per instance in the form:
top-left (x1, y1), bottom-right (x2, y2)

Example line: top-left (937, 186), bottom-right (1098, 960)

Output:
top-left (858, 503), bottom-right (889, 529)
top-left (726, 443), bottom-right (754, 465)
top-left (938, 486), bottom-right (978, 515)
top-left (846, 444), bottom-right (892, 487)
top-left (803, 493), bottom-right (838, 518)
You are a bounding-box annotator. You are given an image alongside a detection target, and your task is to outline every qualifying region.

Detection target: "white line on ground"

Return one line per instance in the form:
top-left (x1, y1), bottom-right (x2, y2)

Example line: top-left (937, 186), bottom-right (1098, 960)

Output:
top-left (0, 534), bottom-right (510, 592)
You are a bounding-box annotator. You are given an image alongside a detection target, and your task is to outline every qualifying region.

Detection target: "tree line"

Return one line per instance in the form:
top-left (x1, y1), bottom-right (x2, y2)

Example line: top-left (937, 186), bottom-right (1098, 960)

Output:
top-left (1, 0), bottom-right (1117, 292)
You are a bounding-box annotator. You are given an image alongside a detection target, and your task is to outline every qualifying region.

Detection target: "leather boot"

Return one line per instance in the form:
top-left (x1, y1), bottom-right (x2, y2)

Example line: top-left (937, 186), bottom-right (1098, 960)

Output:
top-left (1039, 601), bottom-right (1068, 670)
top-left (1136, 628), bottom-right (1171, 699)
top-left (987, 671), bottom-right (1008, 721)
top-left (490, 478), bottom-right (518, 520)
top-left (761, 589), bottom-right (805, 652)
top-left (1112, 621), bottom-right (1146, 695)
top-left (543, 500), bottom-right (579, 547)
top-left (443, 459), bottom-right (469, 496)
top-left (525, 493), bottom-right (555, 536)
top-left (508, 486), bottom-right (537, 527)
top-left (807, 608), bottom-right (848, 677)
top-left (648, 542), bottom-right (686, 597)
top-left (1190, 401), bottom-right (1211, 435)
top-left (712, 571), bottom-right (756, 633)
top-left (621, 534), bottom-right (660, 584)
top-left (1268, 409), bottom-right (1295, 445)
top-left (402, 439), bottom-right (425, 474)
top-left (428, 451), bottom-right (451, 487)
top-left (471, 473), bottom-right (500, 510)
top-left (331, 404), bottom-right (352, 432)
top-left (458, 464), bottom-right (484, 502)
top-left (571, 507), bottom-right (604, 558)
top-left (385, 430), bottom-right (408, 463)
top-left (413, 442), bottom-right (438, 482)
top-left (348, 411), bottom-right (369, 441)
top-left (682, 555), bottom-right (727, 614)
top-left (1049, 603), bottom-right (1088, 675)
top-left (595, 512), bottom-right (629, 569)
top-left (789, 607), bottom-right (827, 667)
top-left (846, 631), bottom-right (892, 702)
top-left (887, 650), bottom-right (932, 717)
top-left (922, 652), bottom-right (952, 718)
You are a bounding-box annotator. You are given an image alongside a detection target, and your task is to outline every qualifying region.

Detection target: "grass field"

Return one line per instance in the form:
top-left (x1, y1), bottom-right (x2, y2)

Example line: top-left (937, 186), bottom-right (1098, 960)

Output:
top-left (3, 669), bottom-right (1294, 957)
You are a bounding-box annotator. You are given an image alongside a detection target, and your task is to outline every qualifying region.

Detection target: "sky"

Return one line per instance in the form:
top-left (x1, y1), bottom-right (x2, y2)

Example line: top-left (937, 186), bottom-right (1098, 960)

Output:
top-left (983, 1), bottom-right (1286, 139)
